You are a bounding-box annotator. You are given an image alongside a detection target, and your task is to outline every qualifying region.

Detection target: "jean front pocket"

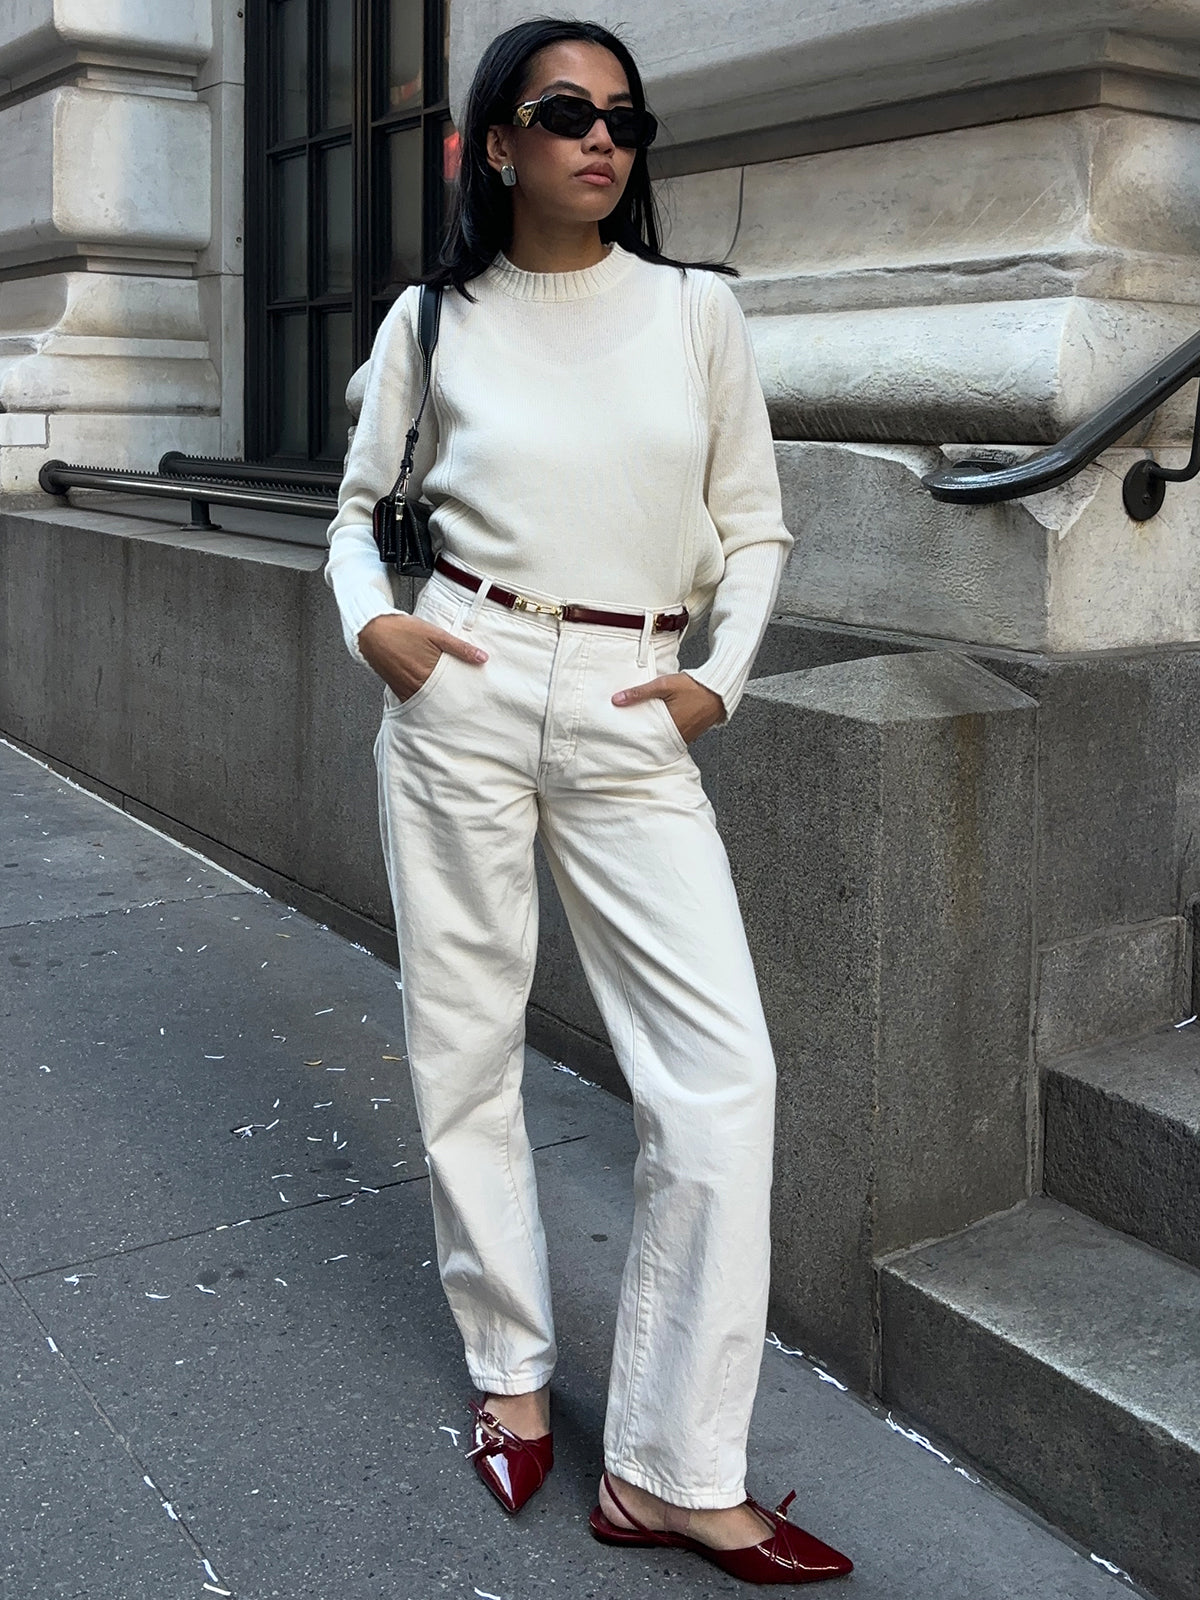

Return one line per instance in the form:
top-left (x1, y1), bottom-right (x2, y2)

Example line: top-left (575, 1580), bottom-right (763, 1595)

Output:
top-left (412, 574), bottom-right (463, 630)
top-left (646, 637), bottom-right (691, 755)
top-left (382, 646), bottom-right (455, 717)
top-left (381, 587), bottom-right (467, 719)
top-left (647, 690), bottom-right (690, 755)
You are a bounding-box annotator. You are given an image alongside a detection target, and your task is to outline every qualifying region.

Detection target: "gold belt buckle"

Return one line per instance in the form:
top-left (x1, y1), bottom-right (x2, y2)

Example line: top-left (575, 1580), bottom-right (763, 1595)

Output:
top-left (513, 593), bottom-right (564, 618)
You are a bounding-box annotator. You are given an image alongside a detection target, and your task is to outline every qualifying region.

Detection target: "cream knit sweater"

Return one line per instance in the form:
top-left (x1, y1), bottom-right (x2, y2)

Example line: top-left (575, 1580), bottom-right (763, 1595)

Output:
top-left (325, 244), bottom-right (793, 719)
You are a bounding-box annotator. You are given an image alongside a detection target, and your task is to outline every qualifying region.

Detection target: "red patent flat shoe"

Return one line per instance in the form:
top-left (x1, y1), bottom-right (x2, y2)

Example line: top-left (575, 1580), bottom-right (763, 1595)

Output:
top-left (588, 1471), bottom-right (853, 1585)
top-left (465, 1398), bottom-right (554, 1514)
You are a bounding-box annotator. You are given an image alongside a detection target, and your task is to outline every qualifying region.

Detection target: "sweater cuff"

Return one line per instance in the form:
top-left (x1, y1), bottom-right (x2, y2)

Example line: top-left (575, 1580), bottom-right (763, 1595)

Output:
top-left (682, 665), bottom-right (729, 722)
top-left (684, 541), bottom-right (787, 720)
top-left (324, 519), bottom-right (405, 667)
top-left (349, 602), bottom-right (406, 669)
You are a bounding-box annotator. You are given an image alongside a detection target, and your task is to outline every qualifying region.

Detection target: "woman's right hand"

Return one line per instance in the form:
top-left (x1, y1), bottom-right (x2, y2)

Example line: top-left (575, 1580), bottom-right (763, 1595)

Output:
top-left (358, 612), bottom-right (488, 702)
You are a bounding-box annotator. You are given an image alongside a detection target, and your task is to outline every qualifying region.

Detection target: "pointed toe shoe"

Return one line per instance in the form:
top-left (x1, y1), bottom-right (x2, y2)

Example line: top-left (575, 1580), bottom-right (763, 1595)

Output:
top-left (465, 1398), bottom-right (554, 1515)
top-left (588, 1471), bottom-right (853, 1585)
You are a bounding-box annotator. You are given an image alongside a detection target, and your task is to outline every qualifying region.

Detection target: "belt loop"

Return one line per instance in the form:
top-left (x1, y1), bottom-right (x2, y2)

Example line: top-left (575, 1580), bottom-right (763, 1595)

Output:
top-left (637, 609), bottom-right (653, 669)
top-left (463, 577), bottom-right (492, 630)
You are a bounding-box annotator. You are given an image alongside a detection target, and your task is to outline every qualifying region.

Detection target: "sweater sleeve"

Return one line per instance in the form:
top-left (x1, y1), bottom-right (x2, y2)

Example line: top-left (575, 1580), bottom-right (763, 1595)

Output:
top-left (682, 274), bottom-right (793, 721)
top-left (324, 286), bottom-right (437, 667)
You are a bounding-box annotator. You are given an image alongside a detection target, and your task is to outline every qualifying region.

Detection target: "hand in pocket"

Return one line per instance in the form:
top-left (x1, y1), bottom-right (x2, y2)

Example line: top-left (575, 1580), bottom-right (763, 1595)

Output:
top-left (358, 613), bottom-right (488, 702)
top-left (611, 672), bottom-right (726, 743)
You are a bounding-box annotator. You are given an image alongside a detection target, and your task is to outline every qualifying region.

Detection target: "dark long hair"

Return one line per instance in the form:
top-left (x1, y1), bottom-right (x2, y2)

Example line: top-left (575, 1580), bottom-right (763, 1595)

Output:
top-left (427, 17), bottom-right (736, 297)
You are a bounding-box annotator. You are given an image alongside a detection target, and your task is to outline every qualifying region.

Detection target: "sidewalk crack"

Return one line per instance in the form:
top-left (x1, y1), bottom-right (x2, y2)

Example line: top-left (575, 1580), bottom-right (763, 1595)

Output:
top-left (11, 1172), bottom-right (434, 1284)
top-left (0, 1262), bottom-right (237, 1596)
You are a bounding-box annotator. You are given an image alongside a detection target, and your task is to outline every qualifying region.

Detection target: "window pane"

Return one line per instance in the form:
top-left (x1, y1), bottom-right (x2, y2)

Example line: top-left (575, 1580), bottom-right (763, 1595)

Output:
top-left (321, 0), bottom-right (353, 129)
top-left (387, 0), bottom-right (423, 111)
top-left (319, 142), bottom-right (352, 294)
top-left (252, 0), bottom-right (452, 462)
top-left (271, 154), bottom-right (308, 300)
top-left (319, 310), bottom-right (354, 459)
top-left (273, 0), bottom-right (308, 142)
top-left (272, 313), bottom-right (309, 456)
top-left (385, 125), bottom-right (423, 287)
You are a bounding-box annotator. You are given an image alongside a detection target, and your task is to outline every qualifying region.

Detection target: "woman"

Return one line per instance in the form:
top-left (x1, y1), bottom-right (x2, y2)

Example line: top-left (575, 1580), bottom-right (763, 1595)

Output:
top-left (325, 17), bottom-right (852, 1587)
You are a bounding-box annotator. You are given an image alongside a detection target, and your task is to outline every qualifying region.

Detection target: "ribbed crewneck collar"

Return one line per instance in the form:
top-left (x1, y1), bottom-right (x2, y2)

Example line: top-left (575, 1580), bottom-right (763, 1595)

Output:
top-left (484, 243), bottom-right (636, 303)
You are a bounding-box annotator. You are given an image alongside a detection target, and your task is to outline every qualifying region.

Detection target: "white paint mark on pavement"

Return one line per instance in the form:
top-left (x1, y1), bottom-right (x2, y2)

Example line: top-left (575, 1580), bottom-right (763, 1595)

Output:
top-left (885, 1414), bottom-right (953, 1466)
top-left (1090, 1554), bottom-right (1133, 1581)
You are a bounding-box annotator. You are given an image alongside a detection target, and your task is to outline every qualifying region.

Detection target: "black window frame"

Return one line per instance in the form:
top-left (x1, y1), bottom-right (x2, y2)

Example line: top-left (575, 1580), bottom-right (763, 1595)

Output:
top-left (245, 0), bottom-right (453, 466)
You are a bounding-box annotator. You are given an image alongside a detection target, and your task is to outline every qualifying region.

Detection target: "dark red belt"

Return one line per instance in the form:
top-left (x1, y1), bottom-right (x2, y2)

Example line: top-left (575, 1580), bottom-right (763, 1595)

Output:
top-left (434, 554), bottom-right (688, 634)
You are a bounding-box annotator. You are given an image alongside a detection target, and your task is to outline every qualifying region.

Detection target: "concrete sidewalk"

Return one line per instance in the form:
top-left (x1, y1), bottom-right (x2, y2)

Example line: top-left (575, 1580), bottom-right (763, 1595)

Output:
top-left (1, 735), bottom-right (1146, 1600)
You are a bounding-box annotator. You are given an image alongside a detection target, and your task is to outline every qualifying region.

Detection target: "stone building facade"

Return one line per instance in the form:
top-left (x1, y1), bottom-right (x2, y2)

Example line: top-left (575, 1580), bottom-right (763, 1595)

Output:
top-left (3, 6), bottom-right (1200, 1594)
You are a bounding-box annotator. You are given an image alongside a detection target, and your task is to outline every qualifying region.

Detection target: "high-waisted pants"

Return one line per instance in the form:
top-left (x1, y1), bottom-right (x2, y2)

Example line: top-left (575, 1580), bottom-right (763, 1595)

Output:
top-left (373, 567), bottom-right (777, 1509)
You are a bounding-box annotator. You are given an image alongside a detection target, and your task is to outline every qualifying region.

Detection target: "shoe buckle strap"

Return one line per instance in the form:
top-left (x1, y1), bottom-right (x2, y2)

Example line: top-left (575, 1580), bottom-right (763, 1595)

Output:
top-left (600, 1470), bottom-right (674, 1545)
top-left (465, 1402), bottom-right (540, 1461)
top-left (464, 1430), bottom-right (501, 1462)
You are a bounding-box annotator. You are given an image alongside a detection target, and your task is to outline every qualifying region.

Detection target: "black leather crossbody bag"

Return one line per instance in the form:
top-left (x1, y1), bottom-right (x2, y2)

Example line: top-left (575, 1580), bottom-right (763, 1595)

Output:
top-left (371, 283), bottom-right (444, 576)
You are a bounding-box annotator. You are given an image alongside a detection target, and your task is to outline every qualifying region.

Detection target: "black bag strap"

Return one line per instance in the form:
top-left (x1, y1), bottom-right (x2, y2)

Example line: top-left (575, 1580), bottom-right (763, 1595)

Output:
top-left (386, 283), bottom-right (443, 500)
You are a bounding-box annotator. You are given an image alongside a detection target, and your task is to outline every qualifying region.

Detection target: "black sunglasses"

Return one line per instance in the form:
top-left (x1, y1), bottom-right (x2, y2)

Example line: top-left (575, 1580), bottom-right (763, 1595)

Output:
top-left (513, 93), bottom-right (658, 150)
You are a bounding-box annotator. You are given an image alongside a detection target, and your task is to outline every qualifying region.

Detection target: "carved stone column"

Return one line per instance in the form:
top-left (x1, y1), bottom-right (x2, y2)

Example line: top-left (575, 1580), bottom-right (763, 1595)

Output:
top-left (0, 1), bottom-right (241, 494)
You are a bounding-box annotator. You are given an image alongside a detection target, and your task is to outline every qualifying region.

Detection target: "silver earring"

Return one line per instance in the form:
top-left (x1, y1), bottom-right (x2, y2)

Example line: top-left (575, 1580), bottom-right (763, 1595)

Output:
top-left (500, 163), bottom-right (518, 188)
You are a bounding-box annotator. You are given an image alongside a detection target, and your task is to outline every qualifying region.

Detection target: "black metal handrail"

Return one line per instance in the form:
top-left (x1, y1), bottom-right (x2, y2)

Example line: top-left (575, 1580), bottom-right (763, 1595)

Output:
top-left (39, 461), bottom-right (337, 530)
top-left (158, 451), bottom-right (341, 490)
top-left (922, 328), bottom-right (1200, 521)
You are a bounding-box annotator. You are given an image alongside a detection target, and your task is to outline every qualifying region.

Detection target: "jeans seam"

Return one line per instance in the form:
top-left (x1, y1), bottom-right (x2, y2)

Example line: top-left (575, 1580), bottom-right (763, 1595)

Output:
top-left (565, 634), bottom-right (590, 763)
top-left (712, 1350), bottom-right (733, 1492)
top-left (492, 857), bottom-right (551, 1384)
top-left (612, 947), bottom-right (657, 1468)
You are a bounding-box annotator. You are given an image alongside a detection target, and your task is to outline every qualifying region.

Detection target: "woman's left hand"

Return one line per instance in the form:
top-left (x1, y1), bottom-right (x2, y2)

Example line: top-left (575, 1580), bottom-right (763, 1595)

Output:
top-left (612, 673), bottom-right (726, 744)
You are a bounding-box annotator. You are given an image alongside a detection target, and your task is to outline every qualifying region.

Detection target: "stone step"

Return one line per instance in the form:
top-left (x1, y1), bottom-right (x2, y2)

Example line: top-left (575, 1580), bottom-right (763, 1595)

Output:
top-left (879, 1198), bottom-right (1200, 1600)
top-left (1043, 1023), bottom-right (1200, 1272)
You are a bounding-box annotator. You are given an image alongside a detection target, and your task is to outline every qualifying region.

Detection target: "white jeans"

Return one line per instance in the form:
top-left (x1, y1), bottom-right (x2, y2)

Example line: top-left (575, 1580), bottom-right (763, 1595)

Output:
top-left (373, 568), bottom-right (777, 1509)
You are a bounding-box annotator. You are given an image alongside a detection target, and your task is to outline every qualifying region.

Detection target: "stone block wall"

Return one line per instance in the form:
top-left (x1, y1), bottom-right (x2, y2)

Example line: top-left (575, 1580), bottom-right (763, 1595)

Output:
top-left (0, 507), bottom-right (389, 931)
top-left (752, 617), bottom-right (1200, 1069)
top-left (720, 653), bottom-right (1037, 1386)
